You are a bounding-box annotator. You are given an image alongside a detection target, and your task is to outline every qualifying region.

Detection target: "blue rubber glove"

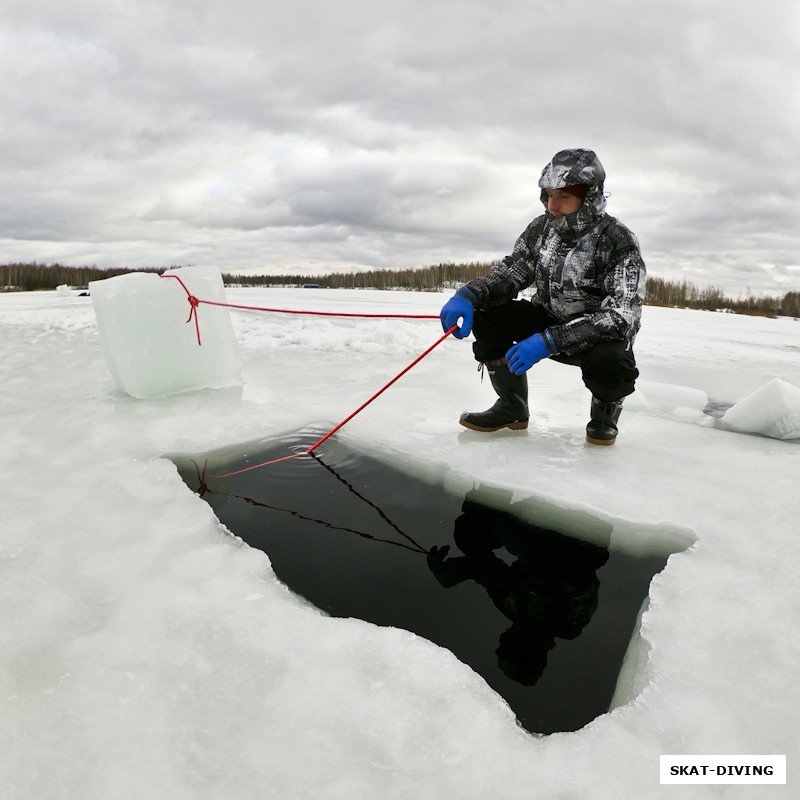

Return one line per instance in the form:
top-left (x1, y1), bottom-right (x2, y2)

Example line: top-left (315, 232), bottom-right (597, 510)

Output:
top-left (506, 332), bottom-right (557, 375)
top-left (440, 290), bottom-right (475, 339)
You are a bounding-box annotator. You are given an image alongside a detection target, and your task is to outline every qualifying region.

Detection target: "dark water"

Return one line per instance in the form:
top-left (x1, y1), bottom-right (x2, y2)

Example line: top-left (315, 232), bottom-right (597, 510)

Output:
top-left (172, 430), bottom-right (668, 735)
top-left (703, 400), bottom-right (734, 419)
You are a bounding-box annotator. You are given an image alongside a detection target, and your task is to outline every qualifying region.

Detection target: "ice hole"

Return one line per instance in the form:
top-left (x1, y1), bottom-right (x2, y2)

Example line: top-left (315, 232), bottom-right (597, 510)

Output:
top-left (171, 429), bottom-right (689, 735)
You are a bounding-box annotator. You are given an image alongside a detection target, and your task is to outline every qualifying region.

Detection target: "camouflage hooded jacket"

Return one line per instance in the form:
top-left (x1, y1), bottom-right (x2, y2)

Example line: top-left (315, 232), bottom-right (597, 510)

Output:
top-left (462, 149), bottom-right (646, 355)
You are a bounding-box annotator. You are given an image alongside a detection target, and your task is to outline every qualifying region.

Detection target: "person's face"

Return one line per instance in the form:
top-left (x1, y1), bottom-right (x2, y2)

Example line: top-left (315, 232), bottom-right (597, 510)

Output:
top-left (546, 189), bottom-right (583, 217)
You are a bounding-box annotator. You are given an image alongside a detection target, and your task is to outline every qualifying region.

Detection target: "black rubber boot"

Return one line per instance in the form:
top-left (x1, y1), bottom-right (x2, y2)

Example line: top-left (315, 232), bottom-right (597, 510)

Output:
top-left (586, 397), bottom-right (623, 446)
top-left (460, 362), bottom-right (529, 432)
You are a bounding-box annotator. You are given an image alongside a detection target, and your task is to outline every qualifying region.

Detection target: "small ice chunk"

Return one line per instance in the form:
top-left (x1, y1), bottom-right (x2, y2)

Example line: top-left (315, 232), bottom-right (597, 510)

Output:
top-left (89, 266), bottom-right (242, 399)
top-left (722, 378), bottom-right (800, 440)
top-left (628, 379), bottom-right (709, 416)
top-left (56, 284), bottom-right (72, 297)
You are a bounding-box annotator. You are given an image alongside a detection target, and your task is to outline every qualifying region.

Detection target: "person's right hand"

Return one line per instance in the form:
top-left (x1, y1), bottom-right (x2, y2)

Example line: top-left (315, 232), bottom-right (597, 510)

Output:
top-left (440, 292), bottom-right (475, 339)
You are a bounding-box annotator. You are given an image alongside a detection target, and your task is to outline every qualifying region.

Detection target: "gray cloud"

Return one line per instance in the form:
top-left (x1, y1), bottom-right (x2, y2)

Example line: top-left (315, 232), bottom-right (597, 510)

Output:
top-left (1, 0), bottom-right (798, 294)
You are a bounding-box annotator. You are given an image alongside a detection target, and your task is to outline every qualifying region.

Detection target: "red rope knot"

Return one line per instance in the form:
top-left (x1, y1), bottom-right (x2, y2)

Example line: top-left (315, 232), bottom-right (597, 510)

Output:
top-left (185, 294), bottom-right (202, 345)
top-left (185, 293), bottom-right (201, 323)
top-left (159, 273), bottom-right (203, 345)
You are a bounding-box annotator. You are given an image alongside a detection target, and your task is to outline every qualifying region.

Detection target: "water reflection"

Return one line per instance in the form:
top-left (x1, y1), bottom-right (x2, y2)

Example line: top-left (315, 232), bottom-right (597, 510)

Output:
top-left (190, 453), bottom-right (430, 555)
top-left (428, 499), bottom-right (609, 686)
top-left (173, 435), bottom-right (665, 734)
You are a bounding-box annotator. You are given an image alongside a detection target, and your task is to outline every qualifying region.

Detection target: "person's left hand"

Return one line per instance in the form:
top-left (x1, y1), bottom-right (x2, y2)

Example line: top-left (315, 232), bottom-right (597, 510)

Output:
top-left (506, 334), bottom-right (551, 375)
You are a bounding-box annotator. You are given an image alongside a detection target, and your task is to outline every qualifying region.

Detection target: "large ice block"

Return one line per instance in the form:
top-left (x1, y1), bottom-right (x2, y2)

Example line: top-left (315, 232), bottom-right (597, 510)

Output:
top-left (722, 378), bottom-right (800, 440)
top-left (90, 266), bottom-right (242, 399)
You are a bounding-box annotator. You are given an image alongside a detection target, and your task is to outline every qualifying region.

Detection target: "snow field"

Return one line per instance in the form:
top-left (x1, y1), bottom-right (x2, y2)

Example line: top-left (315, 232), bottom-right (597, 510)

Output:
top-left (1, 286), bottom-right (798, 799)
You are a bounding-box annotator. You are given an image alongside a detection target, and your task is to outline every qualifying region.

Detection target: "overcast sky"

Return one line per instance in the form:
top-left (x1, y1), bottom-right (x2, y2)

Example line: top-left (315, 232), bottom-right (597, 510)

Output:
top-left (2, 0), bottom-right (799, 296)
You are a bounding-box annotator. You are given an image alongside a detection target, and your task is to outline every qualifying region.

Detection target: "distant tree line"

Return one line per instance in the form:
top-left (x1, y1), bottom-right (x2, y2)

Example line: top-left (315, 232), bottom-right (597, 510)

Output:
top-left (645, 276), bottom-right (800, 318)
top-left (2, 260), bottom-right (798, 319)
top-left (0, 260), bottom-right (493, 293)
top-left (222, 261), bottom-right (495, 291)
top-left (0, 262), bottom-right (161, 291)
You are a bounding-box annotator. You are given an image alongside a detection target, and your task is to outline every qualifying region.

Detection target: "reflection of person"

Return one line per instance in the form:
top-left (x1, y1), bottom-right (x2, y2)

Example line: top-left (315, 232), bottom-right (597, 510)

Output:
top-left (440, 149), bottom-right (646, 445)
top-left (427, 499), bottom-right (608, 685)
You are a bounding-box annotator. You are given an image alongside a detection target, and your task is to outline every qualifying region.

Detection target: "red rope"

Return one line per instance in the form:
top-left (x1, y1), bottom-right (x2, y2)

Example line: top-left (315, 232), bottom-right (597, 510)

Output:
top-left (159, 274), bottom-right (438, 345)
top-left (158, 274), bottom-right (454, 475)
top-left (199, 297), bottom-right (439, 320)
top-left (304, 324), bottom-right (456, 454)
top-left (205, 323), bottom-right (457, 478)
top-left (160, 274), bottom-right (203, 345)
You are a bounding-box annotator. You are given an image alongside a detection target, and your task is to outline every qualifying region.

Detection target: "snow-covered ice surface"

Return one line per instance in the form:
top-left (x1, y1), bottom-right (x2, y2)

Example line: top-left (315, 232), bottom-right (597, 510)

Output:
top-left (2, 287), bottom-right (798, 799)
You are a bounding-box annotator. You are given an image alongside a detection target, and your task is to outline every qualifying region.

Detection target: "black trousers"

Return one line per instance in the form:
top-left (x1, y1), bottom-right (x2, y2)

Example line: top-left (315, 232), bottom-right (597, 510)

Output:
top-left (471, 300), bottom-right (639, 402)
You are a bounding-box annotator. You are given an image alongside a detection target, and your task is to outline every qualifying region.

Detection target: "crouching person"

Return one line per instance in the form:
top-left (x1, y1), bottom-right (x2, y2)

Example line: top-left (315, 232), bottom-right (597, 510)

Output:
top-left (440, 148), bottom-right (646, 446)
